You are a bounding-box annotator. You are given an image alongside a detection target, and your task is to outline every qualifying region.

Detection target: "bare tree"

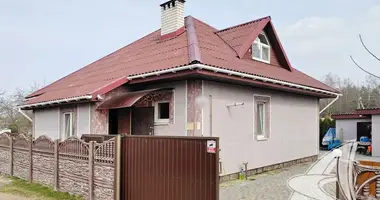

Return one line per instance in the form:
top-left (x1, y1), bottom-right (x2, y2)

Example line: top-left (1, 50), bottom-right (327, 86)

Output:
top-left (0, 84), bottom-right (41, 134)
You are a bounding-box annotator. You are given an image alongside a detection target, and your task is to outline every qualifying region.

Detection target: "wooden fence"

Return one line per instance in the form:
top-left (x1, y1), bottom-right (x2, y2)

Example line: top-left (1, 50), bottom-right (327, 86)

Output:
top-left (0, 133), bottom-right (116, 200)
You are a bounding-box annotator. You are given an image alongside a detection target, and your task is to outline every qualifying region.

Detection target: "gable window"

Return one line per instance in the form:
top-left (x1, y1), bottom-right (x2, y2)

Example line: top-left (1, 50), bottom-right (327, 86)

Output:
top-left (254, 95), bottom-right (270, 140)
top-left (64, 112), bottom-right (74, 139)
top-left (155, 101), bottom-right (170, 123)
top-left (252, 32), bottom-right (270, 63)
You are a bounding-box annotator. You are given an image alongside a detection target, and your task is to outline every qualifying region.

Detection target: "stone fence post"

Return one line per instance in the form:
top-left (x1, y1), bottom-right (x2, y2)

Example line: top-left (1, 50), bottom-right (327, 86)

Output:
top-left (9, 136), bottom-right (13, 176)
top-left (28, 137), bottom-right (33, 183)
top-left (54, 139), bottom-right (59, 191)
top-left (89, 141), bottom-right (95, 200)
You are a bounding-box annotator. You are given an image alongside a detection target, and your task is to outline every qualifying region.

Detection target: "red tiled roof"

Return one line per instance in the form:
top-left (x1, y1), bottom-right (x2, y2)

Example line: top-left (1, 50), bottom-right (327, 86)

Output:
top-left (331, 113), bottom-right (370, 120)
top-left (356, 108), bottom-right (380, 115)
top-left (24, 15), bottom-right (339, 106)
top-left (216, 16), bottom-right (270, 58)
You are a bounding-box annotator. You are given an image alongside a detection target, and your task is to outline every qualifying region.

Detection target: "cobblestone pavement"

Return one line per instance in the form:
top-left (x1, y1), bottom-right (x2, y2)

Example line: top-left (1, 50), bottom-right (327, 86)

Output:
top-left (220, 151), bottom-right (380, 200)
top-left (220, 162), bottom-right (314, 200)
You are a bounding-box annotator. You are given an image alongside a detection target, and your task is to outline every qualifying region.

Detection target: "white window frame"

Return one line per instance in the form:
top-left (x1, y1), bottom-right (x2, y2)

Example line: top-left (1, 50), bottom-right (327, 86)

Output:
top-left (154, 101), bottom-right (170, 124)
top-left (252, 32), bottom-right (271, 64)
top-left (253, 95), bottom-right (271, 141)
top-left (63, 112), bottom-right (74, 139)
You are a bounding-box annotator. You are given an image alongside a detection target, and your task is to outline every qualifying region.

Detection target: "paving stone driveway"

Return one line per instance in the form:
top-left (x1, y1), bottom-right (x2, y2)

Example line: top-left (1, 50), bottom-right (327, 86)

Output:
top-left (220, 162), bottom-right (317, 200)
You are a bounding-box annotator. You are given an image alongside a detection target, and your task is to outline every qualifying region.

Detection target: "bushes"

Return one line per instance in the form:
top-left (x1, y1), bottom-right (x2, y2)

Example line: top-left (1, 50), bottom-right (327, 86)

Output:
top-left (319, 117), bottom-right (336, 145)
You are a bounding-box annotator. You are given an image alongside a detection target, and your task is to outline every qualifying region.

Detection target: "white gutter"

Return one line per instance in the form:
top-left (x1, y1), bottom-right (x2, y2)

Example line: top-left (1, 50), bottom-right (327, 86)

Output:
top-left (128, 63), bottom-right (342, 97)
top-left (319, 95), bottom-right (340, 115)
top-left (18, 95), bottom-right (93, 109)
top-left (18, 108), bottom-right (33, 122)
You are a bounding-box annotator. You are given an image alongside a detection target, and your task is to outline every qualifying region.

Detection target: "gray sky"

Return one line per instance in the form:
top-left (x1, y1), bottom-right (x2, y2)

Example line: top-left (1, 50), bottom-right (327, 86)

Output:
top-left (1, 0), bottom-right (380, 93)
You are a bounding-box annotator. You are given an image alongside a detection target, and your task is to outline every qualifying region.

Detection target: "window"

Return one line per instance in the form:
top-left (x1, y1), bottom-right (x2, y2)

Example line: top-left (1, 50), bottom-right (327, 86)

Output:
top-left (64, 112), bottom-right (74, 139)
top-left (254, 95), bottom-right (270, 140)
top-left (256, 103), bottom-right (265, 137)
top-left (252, 32), bottom-right (270, 63)
top-left (155, 101), bottom-right (170, 123)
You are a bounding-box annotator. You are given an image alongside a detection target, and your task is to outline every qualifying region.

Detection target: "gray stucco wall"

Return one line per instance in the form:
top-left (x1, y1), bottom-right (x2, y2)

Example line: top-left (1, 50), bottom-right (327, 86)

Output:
top-left (335, 118), bottom-right (371, 142)
top-left (372, 115), bottom-right (380, 156)
top-left (77, 103), bottom-right (91, 137)
top-left (34, 107), bottom-right (60, 139)
top-left (202, 81), bottom-right (319, 175)
top-left (143, 81), bottom-right (187, 136)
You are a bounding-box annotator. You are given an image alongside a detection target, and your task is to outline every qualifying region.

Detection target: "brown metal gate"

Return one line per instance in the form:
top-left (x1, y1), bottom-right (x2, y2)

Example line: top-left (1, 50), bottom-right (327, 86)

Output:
top-left (121, 135), bottom-right (219, 200)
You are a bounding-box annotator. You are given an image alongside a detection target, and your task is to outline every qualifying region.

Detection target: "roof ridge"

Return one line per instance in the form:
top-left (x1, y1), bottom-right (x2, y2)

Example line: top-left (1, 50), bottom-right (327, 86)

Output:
top-left (216, 16), bottom-right (271, 33)
top-left (185, 16), bottom-right (202, 63)
top-left (188, 16), bottom-right (218, 32)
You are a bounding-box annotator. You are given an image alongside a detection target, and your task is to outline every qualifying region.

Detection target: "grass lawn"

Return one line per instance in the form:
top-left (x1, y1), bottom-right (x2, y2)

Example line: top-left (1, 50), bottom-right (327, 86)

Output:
top-left (0, 177), bottom-right (83, 200)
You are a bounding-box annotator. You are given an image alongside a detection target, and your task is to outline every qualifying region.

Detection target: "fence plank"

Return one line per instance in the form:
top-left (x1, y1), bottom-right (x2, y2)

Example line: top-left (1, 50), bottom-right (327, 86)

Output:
top-left (10, 136), bottom-right (13, 176)
top-left (54, 139), bottom-right (59, 191)
top-left (89, 141), bottom-right (95, 200)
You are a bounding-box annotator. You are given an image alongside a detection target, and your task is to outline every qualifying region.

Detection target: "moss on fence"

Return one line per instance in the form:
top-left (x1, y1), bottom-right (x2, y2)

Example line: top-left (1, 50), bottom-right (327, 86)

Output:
top-left (0, 177), bottom-right (83, 200)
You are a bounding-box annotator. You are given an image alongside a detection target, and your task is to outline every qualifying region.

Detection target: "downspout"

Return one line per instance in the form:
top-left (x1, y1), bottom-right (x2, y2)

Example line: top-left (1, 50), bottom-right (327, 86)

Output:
top-left (319, 95), bottom-right (341, 115)
top-left (18, 108), bottom-right (33, 122)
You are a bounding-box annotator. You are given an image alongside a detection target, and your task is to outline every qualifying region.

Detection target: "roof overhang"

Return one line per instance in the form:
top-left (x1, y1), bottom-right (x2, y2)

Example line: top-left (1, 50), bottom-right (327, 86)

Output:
top-left (128, 63), bottom-right (341, 98)
top-left (19, 95), bottom-right (93, 110)
top-left (96, 88), bottom-right (170, 110)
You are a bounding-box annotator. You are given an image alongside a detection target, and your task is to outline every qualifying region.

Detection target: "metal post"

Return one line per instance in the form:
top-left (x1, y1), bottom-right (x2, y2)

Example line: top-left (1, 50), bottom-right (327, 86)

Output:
top-left (244, 162), bottom-right (248, 180)
top-left (336, 181), bottom-right (340, 199)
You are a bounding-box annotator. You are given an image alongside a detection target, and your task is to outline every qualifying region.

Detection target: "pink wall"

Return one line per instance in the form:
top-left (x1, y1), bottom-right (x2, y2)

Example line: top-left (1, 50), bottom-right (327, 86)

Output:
top-left (202, 81), bottom-right (319, 175)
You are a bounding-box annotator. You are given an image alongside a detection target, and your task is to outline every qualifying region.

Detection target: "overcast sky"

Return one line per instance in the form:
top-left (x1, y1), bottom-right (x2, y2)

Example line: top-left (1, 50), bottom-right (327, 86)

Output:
top-left (1, 0), bottom-right (379, 93)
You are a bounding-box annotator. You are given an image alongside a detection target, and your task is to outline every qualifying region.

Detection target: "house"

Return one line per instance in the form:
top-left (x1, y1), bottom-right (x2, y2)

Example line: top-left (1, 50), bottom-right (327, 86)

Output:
top-left (19, 0), bottom-right (340, 177)
top-left (332, 108), bottom-right (380, 156)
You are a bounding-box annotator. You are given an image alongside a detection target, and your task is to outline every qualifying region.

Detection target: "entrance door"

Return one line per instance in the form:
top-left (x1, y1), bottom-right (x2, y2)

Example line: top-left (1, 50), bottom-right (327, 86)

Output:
top-left (108, 109), bottom-right (118, 135)
top-left (131, 107), bottom-right (154, 135)
top-left (357, 122), bottom-right (372, 141)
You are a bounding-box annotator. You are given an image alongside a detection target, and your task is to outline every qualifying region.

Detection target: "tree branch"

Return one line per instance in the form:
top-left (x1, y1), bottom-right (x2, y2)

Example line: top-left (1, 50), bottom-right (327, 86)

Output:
top-left (350, 55), bottom-right (380, 79)
top-left (359, 34), bottom-right (380, 62)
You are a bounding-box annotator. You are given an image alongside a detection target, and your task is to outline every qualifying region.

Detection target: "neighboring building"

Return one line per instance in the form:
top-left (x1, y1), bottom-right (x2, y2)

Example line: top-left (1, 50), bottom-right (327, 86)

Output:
top-left (332, 108), bottom-right (380, 156)
top-left (20, 0), bottom-right (340, 176)
top-left (0, 129), bottom-right (11, 134)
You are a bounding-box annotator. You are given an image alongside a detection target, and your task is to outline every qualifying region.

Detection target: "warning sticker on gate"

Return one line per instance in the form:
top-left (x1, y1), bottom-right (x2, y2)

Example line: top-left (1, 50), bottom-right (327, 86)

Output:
top-left (207, 140), bottom-right (216, 153)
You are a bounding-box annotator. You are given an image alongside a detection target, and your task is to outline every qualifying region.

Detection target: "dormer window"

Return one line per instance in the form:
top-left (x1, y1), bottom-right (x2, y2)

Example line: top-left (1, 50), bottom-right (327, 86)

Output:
top-left (252, 32), bottom-right (270, 63)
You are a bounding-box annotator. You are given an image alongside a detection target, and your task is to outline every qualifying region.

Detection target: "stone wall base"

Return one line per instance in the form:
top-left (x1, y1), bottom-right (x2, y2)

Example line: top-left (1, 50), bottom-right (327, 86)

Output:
top-left (219, 155), bottom-right (318, 183)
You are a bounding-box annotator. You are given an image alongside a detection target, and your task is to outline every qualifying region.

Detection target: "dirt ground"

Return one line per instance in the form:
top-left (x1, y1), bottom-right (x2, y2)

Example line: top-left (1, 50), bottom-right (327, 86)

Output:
top-left (0, 176), bottom-right (35, 200)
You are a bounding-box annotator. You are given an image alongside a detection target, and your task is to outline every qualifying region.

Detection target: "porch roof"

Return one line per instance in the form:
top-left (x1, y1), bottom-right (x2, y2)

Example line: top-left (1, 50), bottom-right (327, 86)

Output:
top-left (97, 88), bottom-right (163, 110)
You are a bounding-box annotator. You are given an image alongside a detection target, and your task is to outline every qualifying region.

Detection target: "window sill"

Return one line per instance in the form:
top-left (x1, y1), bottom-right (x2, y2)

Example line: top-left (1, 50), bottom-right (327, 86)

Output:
top-left (154, 120), bottom-right (170, 126)
top-left (257, 136), bottom-right (268, 141)
top-left (252, 57), bottom-right (270, 64)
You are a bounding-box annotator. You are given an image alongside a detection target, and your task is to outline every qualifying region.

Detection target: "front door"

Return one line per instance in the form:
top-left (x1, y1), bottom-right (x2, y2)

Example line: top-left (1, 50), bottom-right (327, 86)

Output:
top-left (357, 122), bottom-right (372, 141)
top-left (131, 107), bottom-right (154, 135)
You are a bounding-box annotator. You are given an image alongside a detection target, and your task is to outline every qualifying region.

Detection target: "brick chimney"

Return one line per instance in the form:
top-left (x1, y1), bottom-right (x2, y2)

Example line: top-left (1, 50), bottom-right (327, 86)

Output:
top-left (160, 0), bottom-right (185, 39)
